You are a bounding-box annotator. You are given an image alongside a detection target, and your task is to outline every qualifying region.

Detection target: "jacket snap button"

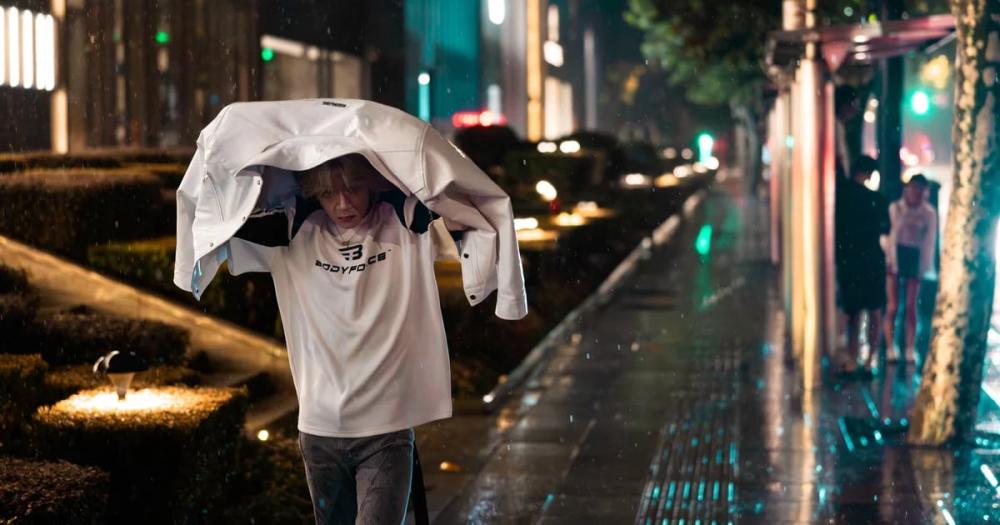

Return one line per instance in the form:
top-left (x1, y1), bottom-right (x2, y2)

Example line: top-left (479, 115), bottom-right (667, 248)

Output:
top-left (209, 242), bottom-right (214, 247)
top-left (470, 295), bottom-right (477, 300)
top-left (463, 253), bottom-right (470, 259)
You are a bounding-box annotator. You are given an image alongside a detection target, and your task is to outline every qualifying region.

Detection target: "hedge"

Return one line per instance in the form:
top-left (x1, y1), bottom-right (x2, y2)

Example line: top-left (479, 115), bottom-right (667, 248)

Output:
top-left (0, 293), bottom-right (40, 353)
top-left (0, 168), bottom-right (169, 258)
top-left (0, 457), bottom-right (110, 525)
top-left (504, 150), bottom-right (605, 198)
top-left (0, 264), bottom-right (30, 294)
top-left (0, 148), bottom-right (192, 174)
top-left (0, 153), bottom-right (121, 174)
top-left (209, 434), bottom-right (313, 524)
top-left (122, 162), bottom-right (187, 190)
top-left (31, 386), bottom-right (248, 525)
top-left (88, 237), bottom-right (283, 338)
top-left (0, 354), bottom-right (47, 452)
top-left (33, 305), bottom-right (189, 366)
top-left (41, 364), bottom-right (201, 406)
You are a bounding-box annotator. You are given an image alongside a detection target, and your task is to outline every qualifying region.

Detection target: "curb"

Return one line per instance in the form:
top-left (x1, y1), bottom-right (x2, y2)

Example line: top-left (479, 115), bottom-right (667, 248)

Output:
top-left (481, 184), bottom-right (711, 413)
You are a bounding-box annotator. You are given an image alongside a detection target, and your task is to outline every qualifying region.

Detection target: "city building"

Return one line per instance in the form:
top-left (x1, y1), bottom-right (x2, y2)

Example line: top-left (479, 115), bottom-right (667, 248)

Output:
top-left (0, 0), bottom-right (404, 152)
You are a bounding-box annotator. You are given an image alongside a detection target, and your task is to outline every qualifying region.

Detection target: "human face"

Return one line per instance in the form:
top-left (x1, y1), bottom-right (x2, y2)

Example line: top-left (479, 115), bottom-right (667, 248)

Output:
top-left (316, 175), bottom-right (372, 228)
top-left (903, 183), bottom-right (926, 207)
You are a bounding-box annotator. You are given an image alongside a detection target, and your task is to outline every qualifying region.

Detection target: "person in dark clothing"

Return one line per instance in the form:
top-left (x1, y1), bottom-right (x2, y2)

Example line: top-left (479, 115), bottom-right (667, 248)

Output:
top-left (836, 155), bottom-right (890, 375)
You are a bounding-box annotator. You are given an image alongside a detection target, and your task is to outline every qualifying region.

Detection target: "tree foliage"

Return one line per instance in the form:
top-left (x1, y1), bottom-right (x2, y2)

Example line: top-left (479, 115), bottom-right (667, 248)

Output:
top-left (624, 0), bottom-right (864, 107)
top-left (625, 0), bottom-right (779, 107)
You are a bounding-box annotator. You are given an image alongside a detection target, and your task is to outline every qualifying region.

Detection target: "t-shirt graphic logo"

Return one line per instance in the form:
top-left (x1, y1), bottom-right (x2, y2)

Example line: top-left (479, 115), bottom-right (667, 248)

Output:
top-left (338, 244), bottom-right (364, 261)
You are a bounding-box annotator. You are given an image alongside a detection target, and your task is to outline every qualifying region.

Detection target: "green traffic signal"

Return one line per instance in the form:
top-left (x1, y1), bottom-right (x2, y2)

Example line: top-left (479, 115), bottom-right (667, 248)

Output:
top-left (910, 90), bottom-right (931, 116)
top-left (697, 133), bottom-right (715, 163)
top-left (155, 31), bottom-right (170, 44)
top-left (261, 48), bottom-right (275, 62)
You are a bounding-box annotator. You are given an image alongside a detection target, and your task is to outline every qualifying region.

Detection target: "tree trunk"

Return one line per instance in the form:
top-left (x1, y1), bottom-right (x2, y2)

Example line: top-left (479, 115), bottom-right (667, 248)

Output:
top-left (907, 0), bottom-right (1000, 446)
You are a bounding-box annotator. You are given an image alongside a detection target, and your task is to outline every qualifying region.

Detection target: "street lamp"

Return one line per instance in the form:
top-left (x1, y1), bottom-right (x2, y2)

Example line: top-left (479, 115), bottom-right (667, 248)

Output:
top-left (418, 71), bottom-right (431, 122)
top-left (93, 351), bottom-right (148, 400)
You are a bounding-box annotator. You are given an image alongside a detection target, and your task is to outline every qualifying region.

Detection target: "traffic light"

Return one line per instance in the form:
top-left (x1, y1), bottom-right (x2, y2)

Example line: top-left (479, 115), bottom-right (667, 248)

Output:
top-left (697, 133), bottom-right (715, 164)
top-left (155, 30), bottom-right (170, 44)
top-left (910, 90), bottom-right (931, 116)
top-left (261, 48), bottom-right (275, 62)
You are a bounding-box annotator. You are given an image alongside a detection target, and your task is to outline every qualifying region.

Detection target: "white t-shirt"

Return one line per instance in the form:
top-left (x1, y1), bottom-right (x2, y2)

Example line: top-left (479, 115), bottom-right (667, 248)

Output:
top-left (231, 197), bottom-right (452, 437)
top-left (887, 200), bottom-right (938, 276)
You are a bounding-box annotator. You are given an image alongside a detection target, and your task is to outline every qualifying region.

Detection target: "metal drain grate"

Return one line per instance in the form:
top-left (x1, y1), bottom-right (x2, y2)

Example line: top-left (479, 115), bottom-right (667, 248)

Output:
top-left (635, 354), bottom-right (741, 525)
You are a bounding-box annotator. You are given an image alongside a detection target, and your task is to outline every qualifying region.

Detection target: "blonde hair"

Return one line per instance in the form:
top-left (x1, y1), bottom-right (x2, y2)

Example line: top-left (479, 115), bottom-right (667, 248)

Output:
top-left (298, 154), bottom-right (391, 198)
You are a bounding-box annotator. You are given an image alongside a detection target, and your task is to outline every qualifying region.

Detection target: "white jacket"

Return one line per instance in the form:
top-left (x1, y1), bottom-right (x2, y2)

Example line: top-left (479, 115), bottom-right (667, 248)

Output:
top-left (173, 98), bottom-right (528, 320)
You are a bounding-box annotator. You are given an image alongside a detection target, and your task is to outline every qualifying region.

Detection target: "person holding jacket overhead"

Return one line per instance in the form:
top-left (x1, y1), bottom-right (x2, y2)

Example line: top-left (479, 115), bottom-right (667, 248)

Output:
top-left (173, 99), bottom-right (528, 524)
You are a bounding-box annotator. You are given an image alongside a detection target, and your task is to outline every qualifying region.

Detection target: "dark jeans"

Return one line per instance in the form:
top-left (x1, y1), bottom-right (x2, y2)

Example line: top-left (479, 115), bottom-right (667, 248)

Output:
top-left (298, 428), bottom-right (414, 525)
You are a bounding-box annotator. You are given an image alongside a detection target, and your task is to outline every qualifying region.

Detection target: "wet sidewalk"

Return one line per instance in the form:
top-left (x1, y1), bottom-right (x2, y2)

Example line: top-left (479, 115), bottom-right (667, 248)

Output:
top-left (431, 183), bottom-right (998, 524)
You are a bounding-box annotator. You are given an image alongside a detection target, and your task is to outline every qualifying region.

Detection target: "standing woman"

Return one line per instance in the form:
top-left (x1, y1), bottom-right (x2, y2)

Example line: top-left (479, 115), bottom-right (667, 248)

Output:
top-left (884, 174), bottom-right (937, 363)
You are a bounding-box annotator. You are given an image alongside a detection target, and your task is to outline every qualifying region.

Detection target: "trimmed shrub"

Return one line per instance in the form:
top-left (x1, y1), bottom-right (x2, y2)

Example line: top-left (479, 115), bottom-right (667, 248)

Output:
top-left (41, 364), bottom-right (201, 406)
top-left (36, 305), bottom-right (189, 366)
top-left (504, 150), bottom-right (604, 198)
top-left (0, 354), bottom-right (47, 451)
top-left (31, 386), bottom-right (248, 525)
top-left (0, 263), bottom-right (30, 294)
top-left (88, 237), bottom-right (283, 338)
top-left (122, 162), bottom-right (187, 189)
top-left (88, 147), bottom-right (192, 165)
top-left (0, 293), bottom-right (40, 353)
top-left (0, 457), bottom-right (110, 525)
top-left (0, 168), bottom-right (168, 258)
top-left (209, 434), bottom-right (313, 525)
top-left (0, 153), bottom-right (122, 174)
top-left (0, 148), bottom-right (192, 174)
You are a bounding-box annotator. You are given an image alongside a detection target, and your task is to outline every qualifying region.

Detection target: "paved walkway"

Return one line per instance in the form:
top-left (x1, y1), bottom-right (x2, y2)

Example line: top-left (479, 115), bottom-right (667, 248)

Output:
top-left (429, 182), bottom-right (992, 524)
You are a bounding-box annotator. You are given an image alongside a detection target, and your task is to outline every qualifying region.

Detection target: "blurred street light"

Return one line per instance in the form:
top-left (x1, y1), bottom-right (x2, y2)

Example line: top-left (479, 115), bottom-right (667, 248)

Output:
top-left (558, 140), bottom-right (580, 153)
top-left (514, 217), bottom-right (540, 231)
top-left (535, 180), bottom-right (558, 201)
top-left (488, 0), bottom-right (505, 25)
top-left (537, 141), bottom-right (557, 153)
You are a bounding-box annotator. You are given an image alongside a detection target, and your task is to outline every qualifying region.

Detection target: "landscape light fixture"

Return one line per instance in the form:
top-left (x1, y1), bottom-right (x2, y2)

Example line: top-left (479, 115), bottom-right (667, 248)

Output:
top-left (93, 351), bottom-right (148, 400)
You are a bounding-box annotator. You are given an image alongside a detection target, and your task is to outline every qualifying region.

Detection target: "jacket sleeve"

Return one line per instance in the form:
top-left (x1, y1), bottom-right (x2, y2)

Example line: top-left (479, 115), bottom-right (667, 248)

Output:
top-left (173, 143), bottom-right (206, 292)
top-left (418, 126), bottom-right (528, 320)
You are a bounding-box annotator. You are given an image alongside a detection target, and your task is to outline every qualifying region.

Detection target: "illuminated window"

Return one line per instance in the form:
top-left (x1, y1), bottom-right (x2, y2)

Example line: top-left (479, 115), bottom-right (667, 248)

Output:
top-left (0, 6), bottom-right (55, 90)
top-left (7, 7), bottom-right (19, 87)
top-left (0, 9), bottom-right (5, 86)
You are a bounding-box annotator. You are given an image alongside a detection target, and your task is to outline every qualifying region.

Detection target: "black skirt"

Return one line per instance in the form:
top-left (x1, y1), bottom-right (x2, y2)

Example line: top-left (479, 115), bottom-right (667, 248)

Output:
top-left (896, 245), bottom-right (921, 279)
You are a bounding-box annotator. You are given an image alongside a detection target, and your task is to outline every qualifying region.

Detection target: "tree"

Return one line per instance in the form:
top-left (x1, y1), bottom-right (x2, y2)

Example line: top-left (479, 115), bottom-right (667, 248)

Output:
top-left (625, 1), bottom-right (864, 188)
top-left (625, 0), bottom-right (775, 186)
top-left (908, 0), bottom-right (1000, 446)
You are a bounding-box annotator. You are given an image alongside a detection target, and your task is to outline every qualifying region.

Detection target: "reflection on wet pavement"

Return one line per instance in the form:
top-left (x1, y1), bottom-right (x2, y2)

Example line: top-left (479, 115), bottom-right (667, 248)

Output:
top-left (434, 185), bottom-right (1000, 524)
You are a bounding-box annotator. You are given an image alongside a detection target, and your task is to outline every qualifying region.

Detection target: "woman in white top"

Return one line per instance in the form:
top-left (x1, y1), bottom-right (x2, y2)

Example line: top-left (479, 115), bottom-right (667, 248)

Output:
top-left (884, 174), bottom-right (937, 363)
